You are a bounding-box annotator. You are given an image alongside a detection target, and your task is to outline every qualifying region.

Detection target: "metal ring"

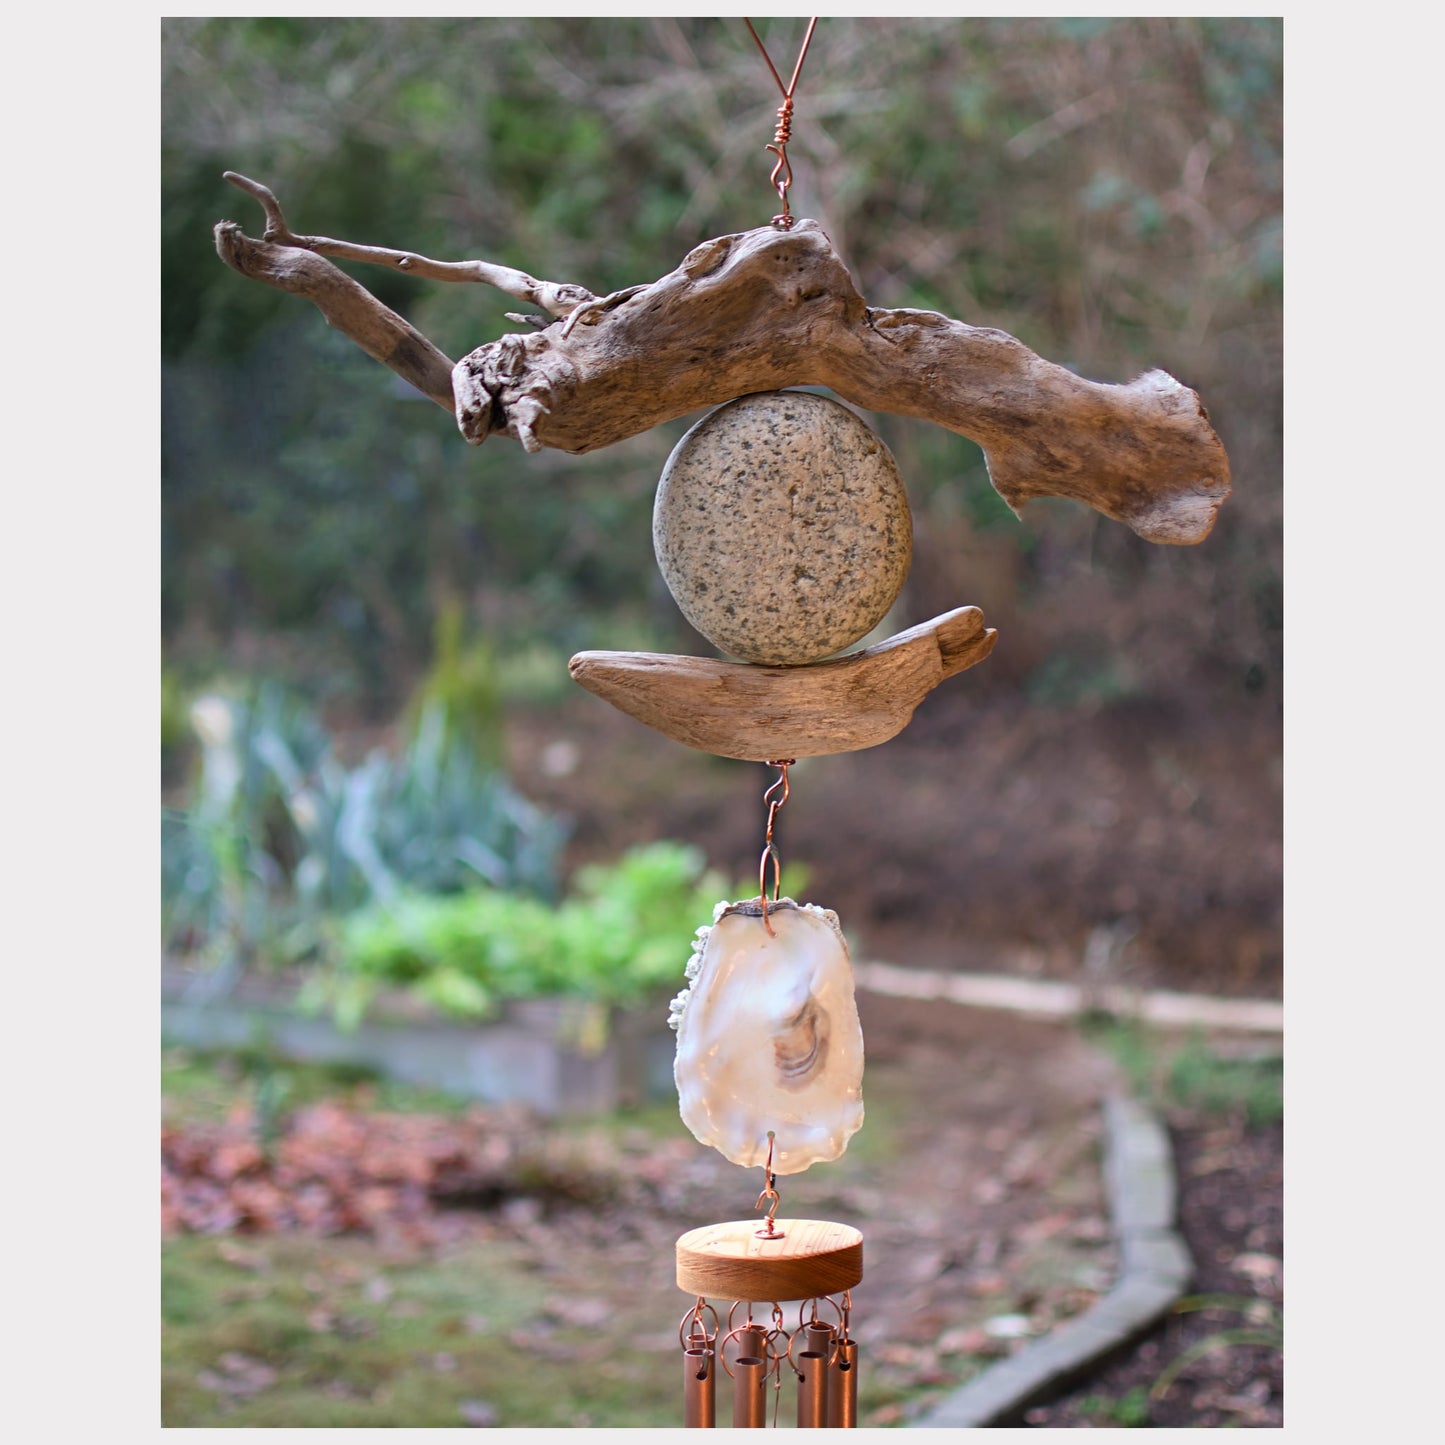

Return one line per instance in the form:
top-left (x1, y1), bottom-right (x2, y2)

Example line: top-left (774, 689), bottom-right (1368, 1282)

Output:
top-left (718, 1325), bottom-right (764, 1379)
top-left (678, 1298), bottom-right (720, 1351)
top-left (793, 1298), bottom-right (842, 1366)
top-left (719, 1302), bottom-right (786, 1378)
top-left (765, 1326), bottom-right (792, 1374)
top-left (797, 1293), bottom-right (848, 1333)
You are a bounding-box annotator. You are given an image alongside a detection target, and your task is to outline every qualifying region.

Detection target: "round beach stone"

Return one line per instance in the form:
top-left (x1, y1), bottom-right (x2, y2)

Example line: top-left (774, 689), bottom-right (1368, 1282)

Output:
top-left (652, 392), bottom-right (912, 665)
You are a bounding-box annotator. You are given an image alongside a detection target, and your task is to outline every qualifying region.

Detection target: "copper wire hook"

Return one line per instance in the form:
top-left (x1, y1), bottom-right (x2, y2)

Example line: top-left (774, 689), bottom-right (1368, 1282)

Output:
top-left (754, 1131), bottom-right (783, 1238)
top-left (744, 17), bottom-right (818, 228)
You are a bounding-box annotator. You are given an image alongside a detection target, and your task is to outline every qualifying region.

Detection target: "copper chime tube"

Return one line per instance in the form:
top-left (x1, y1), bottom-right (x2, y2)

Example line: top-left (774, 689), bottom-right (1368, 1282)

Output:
top-left (804, 1321), bottom-right (836, 1427)
top-left (828, 1337), bottom-right (859, 1428)
top-left (683, 1345), bottom-right (715, 1428)
top-left (737, 1323), bottom-right (769, 1360)
top-left (732, 1356), bottom-right (769, 1428)
top-left (795, 1351), bottom-right (828, 1427)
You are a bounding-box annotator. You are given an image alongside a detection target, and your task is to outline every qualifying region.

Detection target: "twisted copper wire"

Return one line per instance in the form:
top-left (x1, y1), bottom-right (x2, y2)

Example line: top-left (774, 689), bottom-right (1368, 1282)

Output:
top-left (773, 95), bottom-right (794, 148)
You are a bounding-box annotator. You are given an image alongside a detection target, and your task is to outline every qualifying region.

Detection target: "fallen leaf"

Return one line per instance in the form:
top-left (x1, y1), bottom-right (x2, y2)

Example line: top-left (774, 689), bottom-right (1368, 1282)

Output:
top-left (460, 1399), bottom-right (498, 1427)
top-left (964, 1273), bottom-right (1008, 1298)
top-left (937, 1326), bottom-right (991, 1356)
top-left (1231, 1252), bottom-right (1282, 1283)
top-left (215, 1242), bottom-right (267, 1271)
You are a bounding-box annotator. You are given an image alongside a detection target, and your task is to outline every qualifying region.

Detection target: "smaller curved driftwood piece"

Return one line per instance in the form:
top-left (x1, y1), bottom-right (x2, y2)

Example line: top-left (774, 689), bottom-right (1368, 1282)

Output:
top-left (568, 606), bottom-right (997, 762)
top-left (214, 175), bottom-right (1231, 547)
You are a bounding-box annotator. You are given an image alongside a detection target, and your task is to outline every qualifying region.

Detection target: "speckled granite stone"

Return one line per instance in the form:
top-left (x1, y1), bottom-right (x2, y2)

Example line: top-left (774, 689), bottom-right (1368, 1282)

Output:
top-left (652, 392), bottom-right (913, 665)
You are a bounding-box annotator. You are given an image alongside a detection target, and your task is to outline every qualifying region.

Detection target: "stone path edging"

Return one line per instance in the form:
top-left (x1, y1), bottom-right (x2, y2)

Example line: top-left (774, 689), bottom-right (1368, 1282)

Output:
top-left (908, 1094), bottom-right (1191, 1428)
top-left (854, 960), bottom-right (1284, 1034)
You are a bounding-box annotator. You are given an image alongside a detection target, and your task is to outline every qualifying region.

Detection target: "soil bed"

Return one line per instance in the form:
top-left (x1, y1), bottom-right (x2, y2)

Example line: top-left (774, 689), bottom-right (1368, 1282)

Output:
top-left (1022, 1109), bottom-right (1283, 1428)
top-left (509, 686), bottom-right (1283, 1002)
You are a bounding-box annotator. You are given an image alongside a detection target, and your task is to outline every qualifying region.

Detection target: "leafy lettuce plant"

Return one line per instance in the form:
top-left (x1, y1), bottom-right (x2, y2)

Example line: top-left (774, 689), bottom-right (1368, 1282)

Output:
top-left (324, 842), bottom-right (810, 1025)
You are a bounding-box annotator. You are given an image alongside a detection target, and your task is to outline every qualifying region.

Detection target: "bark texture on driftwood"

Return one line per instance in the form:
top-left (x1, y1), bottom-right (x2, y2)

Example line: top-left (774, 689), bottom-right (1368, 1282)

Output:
top-left (568, 607), bottom-right (997, 762)
top-left (215, 176), bottom-right (1230, 546)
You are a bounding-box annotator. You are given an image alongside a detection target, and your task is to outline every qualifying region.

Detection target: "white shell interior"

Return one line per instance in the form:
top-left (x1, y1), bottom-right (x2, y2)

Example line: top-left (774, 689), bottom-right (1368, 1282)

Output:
top-left (670, 898), bottom-right (865, 1174)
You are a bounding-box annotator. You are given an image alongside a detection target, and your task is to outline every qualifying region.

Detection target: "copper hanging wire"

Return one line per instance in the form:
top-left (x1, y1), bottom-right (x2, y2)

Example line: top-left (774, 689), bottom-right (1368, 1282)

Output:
top-left (757, 759), bottom-right (795, 935)
top-left (743, 17), bottom-right (819, 228)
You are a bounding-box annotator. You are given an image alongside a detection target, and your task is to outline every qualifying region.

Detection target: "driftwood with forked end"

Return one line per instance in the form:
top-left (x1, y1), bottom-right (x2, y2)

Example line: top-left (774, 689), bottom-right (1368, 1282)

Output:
top-left (568, 607), bottom-right (997, 762)
top-left (213, 173), bottom-right (1230, 546)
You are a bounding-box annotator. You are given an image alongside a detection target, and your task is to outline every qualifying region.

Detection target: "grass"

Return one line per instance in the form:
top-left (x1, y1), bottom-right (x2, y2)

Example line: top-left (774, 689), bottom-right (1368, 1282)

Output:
top-left (1074, 1384), bottom-right (1152, 1426)
top-left (1149, 1293), bottom-right (1283, 1402)
top-left (161, 1047), bottom-right (477, 1127)
top-left (160, 1045), bottom-right (927, 1427)
top-left (162, 1035), bottom-right (1117, 1428)
top-left (162, 1233), bottom-right (680, 1427)
top-left (162, 1048), bottom-right (689, 1427)
top-left (1081, 1018), bottom-right (1282, 1126)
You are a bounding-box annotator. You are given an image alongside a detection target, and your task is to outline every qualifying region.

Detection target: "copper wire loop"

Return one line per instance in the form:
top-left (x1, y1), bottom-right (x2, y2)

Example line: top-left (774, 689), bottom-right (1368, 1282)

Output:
top-left (719, 1314), bottom-right (788, 1378)
top-left (784, 1325), bottom-right (812, 1374)
top-left (798, 1293), bottom-right (848, 1339)
top-left (724, 1302), bottom-right (776, 1360)
top-left (679, 1297), bottom-right (721, 1350)
top-left (758, 759), bottom-right (794, 935)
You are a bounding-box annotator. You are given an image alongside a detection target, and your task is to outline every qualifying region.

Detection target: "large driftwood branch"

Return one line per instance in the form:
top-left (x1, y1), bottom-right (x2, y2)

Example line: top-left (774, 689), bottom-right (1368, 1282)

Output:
top-left (215, 175), bottom-right (1230, 544)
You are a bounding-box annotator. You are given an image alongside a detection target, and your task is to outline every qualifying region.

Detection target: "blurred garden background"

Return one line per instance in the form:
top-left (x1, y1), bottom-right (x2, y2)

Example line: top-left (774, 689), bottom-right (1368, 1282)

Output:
top-left (161, 16), bottom-right (1283, 1428)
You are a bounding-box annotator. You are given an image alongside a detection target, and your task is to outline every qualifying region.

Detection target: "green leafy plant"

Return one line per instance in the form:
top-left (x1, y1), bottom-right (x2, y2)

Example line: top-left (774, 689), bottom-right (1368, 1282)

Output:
top-left (1083, 1018), bottom-right (1282, 1126)
top-left (404, 598), bottom-right (505, 769)
top-left (1167, 1039), bottom-right (1282, 1126)
top-left (1076, 1385), bottom-right (1151, 1427)
top-left (319, 841), bottom-right (810, 1025)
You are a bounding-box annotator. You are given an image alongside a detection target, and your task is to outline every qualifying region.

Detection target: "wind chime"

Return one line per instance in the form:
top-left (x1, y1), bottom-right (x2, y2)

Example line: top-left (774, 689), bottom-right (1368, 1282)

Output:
top-left (643, 22), bottom-right (937, 1426)
top-left (213, 14), bottom-right (1231, 1430)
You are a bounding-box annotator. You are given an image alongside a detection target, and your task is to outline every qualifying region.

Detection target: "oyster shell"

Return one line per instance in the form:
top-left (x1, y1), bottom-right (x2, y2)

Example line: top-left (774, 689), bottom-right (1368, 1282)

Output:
top-left (670, 898), bottom-right (864, 1174)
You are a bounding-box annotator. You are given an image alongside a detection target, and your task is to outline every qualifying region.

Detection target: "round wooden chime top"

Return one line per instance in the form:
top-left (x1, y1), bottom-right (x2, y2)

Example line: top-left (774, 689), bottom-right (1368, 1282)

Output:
top-left (675, 1218), bottom-right (863, 1302)
top-left (653, 392), bottom-right (912, 666)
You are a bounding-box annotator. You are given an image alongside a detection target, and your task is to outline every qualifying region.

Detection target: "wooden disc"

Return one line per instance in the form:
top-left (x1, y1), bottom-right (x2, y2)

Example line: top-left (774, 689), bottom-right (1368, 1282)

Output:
top-left (675, 1219), bottom-right (863, 1302)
